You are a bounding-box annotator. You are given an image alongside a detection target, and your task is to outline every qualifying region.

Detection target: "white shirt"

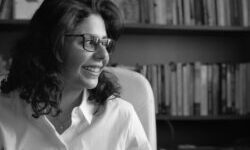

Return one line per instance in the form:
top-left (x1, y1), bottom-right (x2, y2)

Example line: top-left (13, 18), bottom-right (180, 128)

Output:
top-left (0, 91), bottom-right (152, 150)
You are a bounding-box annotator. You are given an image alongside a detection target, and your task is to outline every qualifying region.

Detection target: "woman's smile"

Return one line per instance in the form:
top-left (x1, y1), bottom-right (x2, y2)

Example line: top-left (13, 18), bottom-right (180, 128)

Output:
top-left (82, 65), bottom-right (102, 73)
top-left (81, 65), bottom-right (103, 77)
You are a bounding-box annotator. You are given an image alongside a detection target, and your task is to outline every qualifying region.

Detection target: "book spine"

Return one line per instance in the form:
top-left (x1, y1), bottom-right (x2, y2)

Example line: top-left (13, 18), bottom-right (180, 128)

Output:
top-left (13, 0), bottom-right (43, 19)
top-left (0, 0), bottom-right (13, 19)
top-left (154, 0), bottom-right (167, 25)
top-left (170, 62), bottom-right (177, 116)
top-left (183, 0), bottom-right (191, 25)
top-left (164, 64), bottom-right (171, 115)
top-left (194, 62), bottom-right (202, 116)
top-left (176, 62), bottom-right (183, 116)
top-left (165, 0), bottom-right (176, 25)
top-left (200, 64), bottom-right (208, 116)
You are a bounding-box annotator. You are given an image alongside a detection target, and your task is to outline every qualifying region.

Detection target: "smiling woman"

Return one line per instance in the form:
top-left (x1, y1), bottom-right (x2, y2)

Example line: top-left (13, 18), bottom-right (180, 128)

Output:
top-left (0, 0), bottom-right (152, 150)
top-left (61, 14), bottom-right (110, 90)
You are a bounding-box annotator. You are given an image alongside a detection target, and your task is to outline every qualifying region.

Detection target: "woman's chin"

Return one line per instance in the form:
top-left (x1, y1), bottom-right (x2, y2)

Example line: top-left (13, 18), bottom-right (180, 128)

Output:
top-left (81, 78), bottom-right (99, 89)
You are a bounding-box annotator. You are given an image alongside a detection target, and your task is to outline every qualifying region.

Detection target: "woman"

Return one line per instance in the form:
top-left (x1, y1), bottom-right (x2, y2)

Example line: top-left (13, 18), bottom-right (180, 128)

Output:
top-left (0, 0), bottom-right (151, 149)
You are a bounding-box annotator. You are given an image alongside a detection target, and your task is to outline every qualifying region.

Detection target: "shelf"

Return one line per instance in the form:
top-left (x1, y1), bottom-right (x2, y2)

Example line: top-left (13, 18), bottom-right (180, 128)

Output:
top-left (124, 23), bottom-right (250, 36)
top-left (157, 114), bottom-right (250, 121)
top-left (0, 19), bottom-right (29, 31)
top-left (0, 19), bottom-right (29, 25)
top-left (1, 19), bottom-right (250, 36)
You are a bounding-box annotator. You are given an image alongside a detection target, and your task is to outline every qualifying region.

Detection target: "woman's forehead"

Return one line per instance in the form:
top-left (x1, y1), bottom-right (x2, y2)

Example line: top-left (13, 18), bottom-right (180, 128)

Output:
top-left (73, 14), bottom-right (107, 39)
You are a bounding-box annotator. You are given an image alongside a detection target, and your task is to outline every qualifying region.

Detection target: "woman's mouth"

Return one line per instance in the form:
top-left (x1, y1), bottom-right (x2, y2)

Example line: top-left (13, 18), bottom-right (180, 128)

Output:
top-left (82, 65), bottom-right (102, 74)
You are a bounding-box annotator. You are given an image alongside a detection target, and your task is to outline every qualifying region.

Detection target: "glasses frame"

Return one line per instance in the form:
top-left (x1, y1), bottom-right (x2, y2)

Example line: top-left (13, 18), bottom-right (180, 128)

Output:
top-left (64, 33), bottom-right (115, 54)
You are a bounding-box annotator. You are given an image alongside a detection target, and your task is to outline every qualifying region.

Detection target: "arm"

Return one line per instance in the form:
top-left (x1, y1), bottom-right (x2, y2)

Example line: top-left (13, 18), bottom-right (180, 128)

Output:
top-left (125, 106), bottom-right (152, 150)
top-left (0, 129), bottom-right (4, 150)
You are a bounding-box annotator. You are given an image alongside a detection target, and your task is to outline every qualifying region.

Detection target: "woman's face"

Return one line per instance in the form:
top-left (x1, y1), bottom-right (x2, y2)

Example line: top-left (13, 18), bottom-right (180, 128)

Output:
top-left (62, 14), bottom-right (110, 90)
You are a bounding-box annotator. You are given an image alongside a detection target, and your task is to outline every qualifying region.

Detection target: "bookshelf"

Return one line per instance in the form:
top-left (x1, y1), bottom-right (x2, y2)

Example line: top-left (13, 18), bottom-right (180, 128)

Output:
top-left (112, 23), bottom-right (250, 150)
top-left (0, 20), bottom-right (250, 150)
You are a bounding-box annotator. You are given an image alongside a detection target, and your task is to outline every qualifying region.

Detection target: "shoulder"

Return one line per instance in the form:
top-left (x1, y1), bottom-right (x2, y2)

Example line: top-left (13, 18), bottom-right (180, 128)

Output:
top-left (107, 97), bottom-right (135, 112)
top-left (105, 97), bottom-right (136, 120)
top-left (0, 91), bottom-right (28, 123)
top-left (0, 92), bottom-right (15, 112)
top-left (0, 92), bottom-right (31, 148)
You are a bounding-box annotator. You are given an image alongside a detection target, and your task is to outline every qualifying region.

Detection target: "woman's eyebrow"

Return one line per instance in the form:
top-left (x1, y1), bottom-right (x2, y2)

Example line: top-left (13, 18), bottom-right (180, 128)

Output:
top-left (82, 33), bottom-right (108, 39)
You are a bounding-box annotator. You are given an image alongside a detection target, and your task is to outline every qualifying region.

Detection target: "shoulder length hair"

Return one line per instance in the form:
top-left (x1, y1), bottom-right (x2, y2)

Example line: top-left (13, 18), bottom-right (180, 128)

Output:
top-left (0, 0), bottom-right (123, 118)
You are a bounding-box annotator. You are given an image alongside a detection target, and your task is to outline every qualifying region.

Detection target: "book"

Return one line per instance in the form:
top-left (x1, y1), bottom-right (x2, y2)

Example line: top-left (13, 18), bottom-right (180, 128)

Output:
top-left (207, 64), bottom-right (213, 115)
top-left (139, 0), bottom-right (149, 23)
top-left (202, 0), bottom-right (209, 25)
top-left (206, 0), bottom-right (217, 26)
top-left (183, 63), bottom-right (192, 116)
top-left (216, 0), bottom-right (227, 26)
top-left (157, 64), bottom-right (163, 112)
top-left (235, 63), bottom-right (241, 114)
top-left (194, 0), bottom-right (204, 25)
top-left (111, 0), bottom-right (140, 23)
top-left (13, 0), bottom-right (43, 19)
top-left (176, 62), bottom-right (183, 116)
top-left (242, 0), bottom-right (250, 26)
top-left (246, 63), bottom-right (250, 114)
top-left (163, 63), bottom-right (171, 115)
top-left (194, 62), bottom-right (202, 116)
top-left (220, 63), bottom-right (227, 114)
top-left (212, 64), bottom-right (220, 115)
top-left (153, 0), bottom-right (167, 25)
top-left (151, 65), bottom-right (158, 114)
top-left (224, 0), bottom-right (231, 26)
top-left (170, 62), bottom-right (177, 116)
top-left (176, 0), bottom-right (184, 25)
top-left (230, 0), bottom-right (242, 26)
top-left (165, 0), bottom-right (177, 25)
top-left (188, 63), bottom-right (195, 116)
top-left (239, 63), bottom-right (247, 115)
top-left (200, 64), bottom-right (208, 116)
top-left (0, 0), bottom-right (13, 19)
top-left (183, 0), bottom-right (192, 25)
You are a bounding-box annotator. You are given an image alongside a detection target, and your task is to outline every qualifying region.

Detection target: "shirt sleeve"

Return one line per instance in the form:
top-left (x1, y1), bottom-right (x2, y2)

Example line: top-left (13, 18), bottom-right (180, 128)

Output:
top-left (0, 128), bottom-right (4, 150)
top-left (124, 106), bottom-right (152, 150)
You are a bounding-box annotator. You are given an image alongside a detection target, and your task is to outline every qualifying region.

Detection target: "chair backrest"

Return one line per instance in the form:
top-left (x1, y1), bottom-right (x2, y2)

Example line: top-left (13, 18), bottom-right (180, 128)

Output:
top-left (106, 67), bottom-right (157, 150)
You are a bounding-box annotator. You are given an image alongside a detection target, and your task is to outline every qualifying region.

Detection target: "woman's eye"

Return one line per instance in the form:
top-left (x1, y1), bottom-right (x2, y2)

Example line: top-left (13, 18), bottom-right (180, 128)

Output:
top-left (85, 40), bottom-right (95, 46)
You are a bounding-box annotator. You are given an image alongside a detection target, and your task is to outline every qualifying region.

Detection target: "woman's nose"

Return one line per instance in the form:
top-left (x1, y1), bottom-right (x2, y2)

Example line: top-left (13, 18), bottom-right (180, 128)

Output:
top-left (93, 44), bottom-right (109, 61)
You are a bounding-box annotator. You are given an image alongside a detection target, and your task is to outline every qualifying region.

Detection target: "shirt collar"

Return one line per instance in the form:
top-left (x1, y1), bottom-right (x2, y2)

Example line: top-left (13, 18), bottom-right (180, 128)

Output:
top-left (24, 89), bottom-right (95, 125)
top-left (78, 89), bottom-right (95, 125)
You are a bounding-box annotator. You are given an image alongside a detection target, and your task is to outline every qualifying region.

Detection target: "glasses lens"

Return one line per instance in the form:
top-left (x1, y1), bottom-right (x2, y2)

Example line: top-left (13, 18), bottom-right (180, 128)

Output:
top-left (83, 35), bottom-right (99, 52)
top-left (105, 39), bottom-right (115, 54)
top-left (83, 34), bottom-right (115, 54)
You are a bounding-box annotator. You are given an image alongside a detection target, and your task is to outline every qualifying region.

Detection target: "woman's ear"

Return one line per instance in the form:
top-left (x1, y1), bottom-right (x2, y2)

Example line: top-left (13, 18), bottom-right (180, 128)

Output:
top-left (54, 36), bottom-right (65, 63)
top-left (55, 51), bottom-right (64, 63)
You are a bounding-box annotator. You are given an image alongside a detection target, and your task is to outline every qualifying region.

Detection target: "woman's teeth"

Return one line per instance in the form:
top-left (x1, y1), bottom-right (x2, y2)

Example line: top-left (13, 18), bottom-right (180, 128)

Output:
top-left (83, 66), bottom-right (101, 73)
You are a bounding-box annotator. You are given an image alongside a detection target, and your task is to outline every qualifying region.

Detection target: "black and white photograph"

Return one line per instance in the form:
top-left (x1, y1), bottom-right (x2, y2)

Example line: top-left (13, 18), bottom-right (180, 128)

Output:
top-left (0, 0), bottom-right (250, 150)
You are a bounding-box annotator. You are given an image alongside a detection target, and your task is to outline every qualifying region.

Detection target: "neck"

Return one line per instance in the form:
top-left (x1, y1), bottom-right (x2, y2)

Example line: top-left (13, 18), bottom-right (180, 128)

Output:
top-left (60, 87), bottom-right (87, 113)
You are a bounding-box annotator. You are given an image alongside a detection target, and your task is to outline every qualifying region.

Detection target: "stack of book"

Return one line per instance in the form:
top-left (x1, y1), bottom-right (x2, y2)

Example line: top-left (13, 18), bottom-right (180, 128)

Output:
top-left (0, 0), bottom-right (44, 20)
top-left (116, 62), bottom-right (250, 116)
top-left (111, 0), bottom-right (250, 26)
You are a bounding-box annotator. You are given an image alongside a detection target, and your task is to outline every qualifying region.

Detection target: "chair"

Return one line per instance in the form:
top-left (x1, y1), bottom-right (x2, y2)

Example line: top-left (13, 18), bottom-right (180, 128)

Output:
top-left (106, 67), bottom-right (157, 150)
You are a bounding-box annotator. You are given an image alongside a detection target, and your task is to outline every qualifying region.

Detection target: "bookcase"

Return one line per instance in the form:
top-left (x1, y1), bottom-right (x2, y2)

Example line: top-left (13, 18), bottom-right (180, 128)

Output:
top-left (111, 24), bottom-right (250, 150)
top-left (1, 0), bottom-right (250, 150)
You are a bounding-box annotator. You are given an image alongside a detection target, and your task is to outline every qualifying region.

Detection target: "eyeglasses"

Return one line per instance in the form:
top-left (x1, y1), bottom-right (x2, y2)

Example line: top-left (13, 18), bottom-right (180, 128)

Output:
top-left (65, 33), bottom-right (115, 54)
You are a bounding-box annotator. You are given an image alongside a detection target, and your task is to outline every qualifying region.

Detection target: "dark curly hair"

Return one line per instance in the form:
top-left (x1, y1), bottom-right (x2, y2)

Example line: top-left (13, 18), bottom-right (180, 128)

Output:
top-left (0, 0), bottom-right (123, 118)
